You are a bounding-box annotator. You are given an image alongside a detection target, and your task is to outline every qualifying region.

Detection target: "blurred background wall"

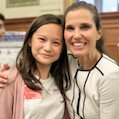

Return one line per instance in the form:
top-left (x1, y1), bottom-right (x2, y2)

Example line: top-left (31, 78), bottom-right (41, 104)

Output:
top-left (0, 0), bottom-right (119, 65)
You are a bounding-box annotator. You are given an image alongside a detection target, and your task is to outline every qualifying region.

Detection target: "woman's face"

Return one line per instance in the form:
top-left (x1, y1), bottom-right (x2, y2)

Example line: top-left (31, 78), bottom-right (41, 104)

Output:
top-left (64, 8), bottom-right (101, 58)
top-left (30, 23), bottom-right (63, 68)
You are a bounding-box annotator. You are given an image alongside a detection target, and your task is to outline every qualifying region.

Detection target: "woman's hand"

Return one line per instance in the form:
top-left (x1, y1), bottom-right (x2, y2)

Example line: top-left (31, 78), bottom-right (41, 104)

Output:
top-left (0, 64), bottom-right (10, 88)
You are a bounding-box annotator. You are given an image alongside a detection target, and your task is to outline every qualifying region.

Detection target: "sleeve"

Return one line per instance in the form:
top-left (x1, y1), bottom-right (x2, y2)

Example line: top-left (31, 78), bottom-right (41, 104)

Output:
top-left (0, 67), bottom-right (18, 119)
top-left (99, 71), bottom-right (119, 119)
top-left (0, 81), bottom-right (14, 119)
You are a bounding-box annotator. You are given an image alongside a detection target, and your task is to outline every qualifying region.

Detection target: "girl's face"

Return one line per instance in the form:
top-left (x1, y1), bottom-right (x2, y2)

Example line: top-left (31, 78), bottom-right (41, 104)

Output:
top-left (30, 23), bottom-right (63, 68)
top-left (0, 19), bottom-right (5, 39)
top-left (64, 8), bottom-right (101, 58)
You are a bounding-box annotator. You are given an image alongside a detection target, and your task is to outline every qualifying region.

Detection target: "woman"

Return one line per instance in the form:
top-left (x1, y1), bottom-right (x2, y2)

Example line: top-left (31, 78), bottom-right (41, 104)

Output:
top-left (64, 1), bottom-right (119, 119)
top-left (0, 14), bottom-right (70, 119)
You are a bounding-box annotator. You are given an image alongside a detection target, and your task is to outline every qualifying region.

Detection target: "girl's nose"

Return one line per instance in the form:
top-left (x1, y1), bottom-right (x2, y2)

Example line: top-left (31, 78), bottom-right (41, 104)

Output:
top-left (44, 42), bottom-right (52, 52)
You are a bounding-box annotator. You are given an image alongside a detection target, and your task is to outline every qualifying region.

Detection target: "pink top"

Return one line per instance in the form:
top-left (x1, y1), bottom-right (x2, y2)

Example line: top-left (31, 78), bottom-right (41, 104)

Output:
top-left (0, 66), bottom-right (70, 119)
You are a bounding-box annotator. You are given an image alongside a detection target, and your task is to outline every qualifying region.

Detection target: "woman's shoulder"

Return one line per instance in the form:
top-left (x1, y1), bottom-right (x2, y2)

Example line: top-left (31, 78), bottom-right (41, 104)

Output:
top-left (97, 53), bottom-right (119, 75)
top-left (102, 54), bottom-right (118, 66)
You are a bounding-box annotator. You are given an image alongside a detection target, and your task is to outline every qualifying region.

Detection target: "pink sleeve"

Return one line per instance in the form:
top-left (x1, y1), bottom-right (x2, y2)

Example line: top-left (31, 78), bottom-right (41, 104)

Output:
top-left (0, 67), bottom-right (24, 119)
top-left (0, 78), bottom-right (14, 119)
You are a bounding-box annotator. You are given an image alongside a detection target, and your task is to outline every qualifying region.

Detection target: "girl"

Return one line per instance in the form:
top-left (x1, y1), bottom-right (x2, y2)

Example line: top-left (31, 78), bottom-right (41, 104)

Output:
top-left (0, 14), bottom-right (70, 119)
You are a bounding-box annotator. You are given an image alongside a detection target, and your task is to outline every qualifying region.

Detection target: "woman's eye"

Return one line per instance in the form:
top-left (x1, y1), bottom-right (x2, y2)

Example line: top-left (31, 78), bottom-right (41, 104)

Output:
top-left (65, 26), bottom-right (74, 31)
top-left (80, 24), bottom-right (90, 30)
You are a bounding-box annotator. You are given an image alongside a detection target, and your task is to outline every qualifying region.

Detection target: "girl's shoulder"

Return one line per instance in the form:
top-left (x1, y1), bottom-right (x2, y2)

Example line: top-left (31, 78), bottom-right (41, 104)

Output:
top-left (3, 66), bottom-right (20, 83)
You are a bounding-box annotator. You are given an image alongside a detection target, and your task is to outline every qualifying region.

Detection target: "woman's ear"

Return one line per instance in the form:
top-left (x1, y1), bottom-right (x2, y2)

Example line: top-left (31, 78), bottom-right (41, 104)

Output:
top-left (98, 29), bottom-right (102, 35)
top-left (97, 29), bottom-right (102, 40)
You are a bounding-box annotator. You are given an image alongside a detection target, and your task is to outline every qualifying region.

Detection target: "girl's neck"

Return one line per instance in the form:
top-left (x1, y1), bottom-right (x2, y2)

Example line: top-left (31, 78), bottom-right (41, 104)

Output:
top-left (35, 64), bottom-right (51, 80)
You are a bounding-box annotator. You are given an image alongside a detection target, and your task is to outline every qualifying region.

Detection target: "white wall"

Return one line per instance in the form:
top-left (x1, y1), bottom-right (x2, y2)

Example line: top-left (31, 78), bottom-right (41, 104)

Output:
top-left (0, 0), bottom-right (64, 19)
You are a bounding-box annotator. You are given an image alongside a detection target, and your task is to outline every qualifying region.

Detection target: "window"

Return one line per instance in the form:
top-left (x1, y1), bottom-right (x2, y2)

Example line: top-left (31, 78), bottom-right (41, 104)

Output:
top-left (76, 0), bottom-right (119, 12)
top-left (102, 0), bottom-right (118, 12)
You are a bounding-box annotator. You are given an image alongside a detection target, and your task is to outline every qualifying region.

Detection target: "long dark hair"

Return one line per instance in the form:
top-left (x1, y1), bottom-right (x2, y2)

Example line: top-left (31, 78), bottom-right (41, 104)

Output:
top-left (63, 1), bottom-right (104, 53)
top-left (16, 14), bottom-right (70, 97)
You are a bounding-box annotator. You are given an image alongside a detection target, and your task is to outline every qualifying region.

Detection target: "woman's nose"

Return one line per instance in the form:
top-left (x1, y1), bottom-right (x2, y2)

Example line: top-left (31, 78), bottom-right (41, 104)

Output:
top-left (73, 29), bottom-right (81, 39)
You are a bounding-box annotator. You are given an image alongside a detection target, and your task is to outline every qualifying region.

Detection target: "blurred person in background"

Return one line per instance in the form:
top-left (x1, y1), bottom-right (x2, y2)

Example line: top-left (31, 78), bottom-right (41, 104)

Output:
top-left (0, 13), bottom-right (5, 40)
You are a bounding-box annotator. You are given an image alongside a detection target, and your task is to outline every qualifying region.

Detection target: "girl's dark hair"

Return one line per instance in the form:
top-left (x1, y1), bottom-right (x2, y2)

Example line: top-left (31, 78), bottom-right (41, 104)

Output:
top-left (64, 1), bottom-right (104, 53)
top-left (16, 14), bottom-right (70, 97)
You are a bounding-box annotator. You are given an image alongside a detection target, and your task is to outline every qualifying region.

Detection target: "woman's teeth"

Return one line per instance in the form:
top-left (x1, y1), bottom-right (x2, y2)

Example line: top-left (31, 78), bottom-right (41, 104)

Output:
top-left (73, 42), bottom-right (85, 47)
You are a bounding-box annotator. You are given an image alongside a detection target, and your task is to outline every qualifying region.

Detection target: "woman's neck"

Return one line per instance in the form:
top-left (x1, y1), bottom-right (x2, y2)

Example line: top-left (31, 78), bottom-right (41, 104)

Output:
top-left (77, 51), bottom-right (101, 70)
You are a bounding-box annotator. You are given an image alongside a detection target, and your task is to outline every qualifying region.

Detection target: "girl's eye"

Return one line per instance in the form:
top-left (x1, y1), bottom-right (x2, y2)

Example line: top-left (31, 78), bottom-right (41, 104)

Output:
top-left (53, 41), bottom-right (61, 46)
top-left (39, 38), bottom-right (45, 42)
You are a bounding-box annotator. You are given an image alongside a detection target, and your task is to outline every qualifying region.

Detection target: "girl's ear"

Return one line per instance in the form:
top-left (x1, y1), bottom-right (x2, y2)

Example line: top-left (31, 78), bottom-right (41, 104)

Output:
top-left (28, 43), bottom-right (31, 47)
top-left (28, 39), bottom-right (32, 47)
